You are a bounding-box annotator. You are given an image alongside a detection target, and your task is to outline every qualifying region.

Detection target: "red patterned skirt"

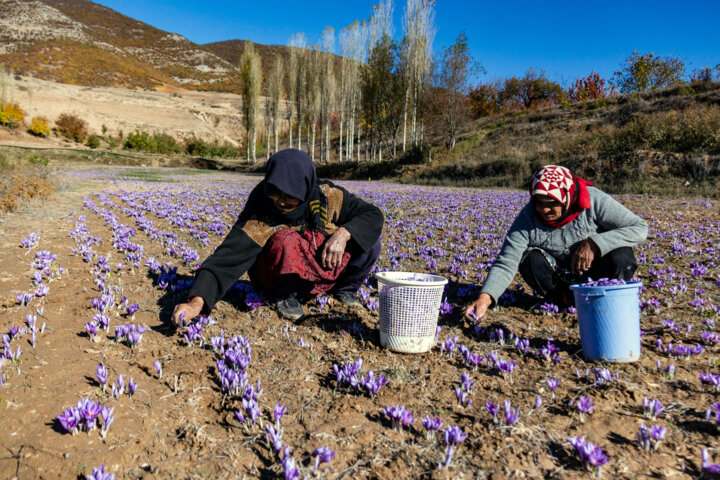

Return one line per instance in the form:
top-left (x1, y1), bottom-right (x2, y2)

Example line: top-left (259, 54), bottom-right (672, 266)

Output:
top-left (249, 229), bottom-right (351, 297)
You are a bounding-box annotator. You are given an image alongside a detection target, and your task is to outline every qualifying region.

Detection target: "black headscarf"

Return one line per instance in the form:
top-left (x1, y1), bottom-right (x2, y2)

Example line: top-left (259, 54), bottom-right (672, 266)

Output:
top-left (264, 149), bottom-right (316, 201)
top-left (262, 149), bottom-right (328, 230)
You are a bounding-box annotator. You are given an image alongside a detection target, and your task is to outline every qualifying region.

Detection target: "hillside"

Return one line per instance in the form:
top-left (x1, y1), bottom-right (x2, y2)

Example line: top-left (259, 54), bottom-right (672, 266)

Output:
top-left (0, 0), bottom-right (236, 88)
top-left (316, 81), bottom-right (720, 196)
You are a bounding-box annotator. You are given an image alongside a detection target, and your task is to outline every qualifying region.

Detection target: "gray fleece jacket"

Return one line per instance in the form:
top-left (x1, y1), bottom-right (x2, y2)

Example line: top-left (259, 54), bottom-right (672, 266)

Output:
top-left (480, 187), bottom-right (648, 303)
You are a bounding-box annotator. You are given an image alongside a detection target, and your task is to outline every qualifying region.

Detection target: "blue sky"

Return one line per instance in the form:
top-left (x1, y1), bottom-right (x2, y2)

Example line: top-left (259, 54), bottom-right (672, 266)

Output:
top-left (94, 0), bottom-right (720, 87)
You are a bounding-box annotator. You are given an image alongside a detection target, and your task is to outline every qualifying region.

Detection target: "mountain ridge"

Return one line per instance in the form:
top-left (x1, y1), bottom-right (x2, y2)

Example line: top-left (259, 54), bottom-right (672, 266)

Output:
top-left (0, 0), bottom-right (252, 89)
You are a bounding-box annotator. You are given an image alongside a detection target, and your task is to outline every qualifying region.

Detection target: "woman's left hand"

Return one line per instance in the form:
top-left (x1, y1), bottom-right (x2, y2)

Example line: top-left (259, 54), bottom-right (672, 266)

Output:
top-left (572, 238), bottom-right (600, 274)
top-left (321, 227), bottom-right (351, 269)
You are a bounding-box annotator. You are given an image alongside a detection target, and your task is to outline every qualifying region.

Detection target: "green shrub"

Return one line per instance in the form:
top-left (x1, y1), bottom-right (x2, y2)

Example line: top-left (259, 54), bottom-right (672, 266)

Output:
top-left (678, 85), bottom-right (695, 96)
top-left (123, 130), bottom-right (152, 151)
top-left (586, 98), bottom-right (610, 110)
top-left (28, 117), bottom-right (50, 137)
top-left (27, 155), bottom-right (49, 166)
top-left (124, 130), bottom-right (180, 154)
top-left (184, 136), bottom-right (239, 158)
top-left (0, 103), bottom-right (26, 129)
top-left (55, 113), bottom-right (87, 142)
top-left (152, 132), bottom-right (181, 154)
top-left (86, 135), bottom-right (101, 149)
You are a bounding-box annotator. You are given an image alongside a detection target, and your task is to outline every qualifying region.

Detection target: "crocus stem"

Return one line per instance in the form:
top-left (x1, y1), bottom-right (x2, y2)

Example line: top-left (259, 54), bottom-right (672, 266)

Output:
top-left (445, 445), bottom-right (455, 467)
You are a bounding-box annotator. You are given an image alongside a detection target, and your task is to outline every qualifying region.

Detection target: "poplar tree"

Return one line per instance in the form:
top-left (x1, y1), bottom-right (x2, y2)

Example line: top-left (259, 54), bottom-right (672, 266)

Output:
top-left (303, 46), bottom-right (321, 161)
top-left (288, 34), bottom-right (307, 150)
top-left (339, 21), bottom-right (366, 162)
top-left (362, 0), bottom-right (395, 162)
top-left (400, 0), bottom-right (435, 152)
top-left (285, 42), bottom-right (297, 148)
top-left (240, 41), bottom-right (262, 163)
top-left (268, 54), bottom-right (284, 155)
top-left (318, 27), bottom-right (336, 164)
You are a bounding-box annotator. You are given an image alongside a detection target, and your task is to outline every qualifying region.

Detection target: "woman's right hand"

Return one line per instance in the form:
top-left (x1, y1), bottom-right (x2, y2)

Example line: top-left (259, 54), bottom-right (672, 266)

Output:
top-left (464, 293), bottom-right (493, 322)
top-left (171, 296), bottom-right (204, 327)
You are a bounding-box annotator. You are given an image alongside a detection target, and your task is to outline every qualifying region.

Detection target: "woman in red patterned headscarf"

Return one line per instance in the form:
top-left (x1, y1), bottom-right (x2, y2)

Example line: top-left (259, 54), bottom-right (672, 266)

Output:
top-left (465, 165), bottom-right (648, 321)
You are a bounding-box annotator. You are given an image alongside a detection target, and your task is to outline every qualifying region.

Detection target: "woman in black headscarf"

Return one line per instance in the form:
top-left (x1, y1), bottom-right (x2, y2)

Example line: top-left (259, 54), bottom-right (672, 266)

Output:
top-left (172, 148), bottom-right (384, 323)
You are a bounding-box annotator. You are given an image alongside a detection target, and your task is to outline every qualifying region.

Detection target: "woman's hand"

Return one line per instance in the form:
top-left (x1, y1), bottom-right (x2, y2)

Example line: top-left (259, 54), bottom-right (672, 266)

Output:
top-left (321, 227), bottom-right (351, 270)
top-left (571, 238), bottom-right (600, 274)
top-left (465, 293), bottom-right (493, 322)
top-left (171, 296), bottom-right (204, 327)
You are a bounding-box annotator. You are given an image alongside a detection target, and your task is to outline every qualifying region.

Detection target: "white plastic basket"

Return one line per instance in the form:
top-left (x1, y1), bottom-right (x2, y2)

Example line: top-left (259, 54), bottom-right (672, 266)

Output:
top-left (376, 271), bottom-right (448, 353)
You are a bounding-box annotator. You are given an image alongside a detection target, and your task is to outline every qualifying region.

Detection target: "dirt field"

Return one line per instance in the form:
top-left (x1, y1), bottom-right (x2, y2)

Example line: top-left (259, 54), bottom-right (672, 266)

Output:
top-left (0, 166), bottom-right (719, 479)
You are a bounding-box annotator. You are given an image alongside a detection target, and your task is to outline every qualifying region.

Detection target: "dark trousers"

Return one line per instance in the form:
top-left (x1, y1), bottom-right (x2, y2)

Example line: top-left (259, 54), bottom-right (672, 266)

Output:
top-left (518, 246), bottom-right (638, 304)
top-left (332, 239), bottom-right (382, 295)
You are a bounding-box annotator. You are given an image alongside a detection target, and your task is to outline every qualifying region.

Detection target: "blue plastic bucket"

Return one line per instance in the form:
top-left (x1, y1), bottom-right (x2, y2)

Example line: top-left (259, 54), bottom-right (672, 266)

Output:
top-left (569, 281), bottom-right (642, 362)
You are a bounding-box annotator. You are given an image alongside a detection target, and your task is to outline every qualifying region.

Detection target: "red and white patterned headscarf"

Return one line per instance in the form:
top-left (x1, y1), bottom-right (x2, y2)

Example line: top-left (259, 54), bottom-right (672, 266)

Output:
top-left (531, 165), bottom-right (576, 210)
top-left (530, 165), bottom-right (594, 227)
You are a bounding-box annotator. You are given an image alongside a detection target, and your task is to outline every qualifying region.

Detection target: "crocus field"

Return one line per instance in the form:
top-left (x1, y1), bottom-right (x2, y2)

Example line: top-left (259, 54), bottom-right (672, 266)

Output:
top-left (1, 166), bottom-right (719, 479)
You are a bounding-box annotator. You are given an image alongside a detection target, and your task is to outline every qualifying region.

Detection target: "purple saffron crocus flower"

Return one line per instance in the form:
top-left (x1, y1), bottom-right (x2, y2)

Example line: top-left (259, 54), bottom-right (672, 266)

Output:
top-left (440, 336), bottom-right (457, 355)
top-left (85, 322), bottom-right (99, 339)
top-left (637, 424), bottom-right (665, 451)
top-left (421, 416), bottom-right (443, 437)
top-left (503, 400), bottom-right (520, 425)
top-left (533, 395), bottom-right (543, 409)
top-left (96, 364), bottom-right (108, 391)
top-left (486, 400), bottom-right (499, 423)
top-left (441, 425), bottom-right (467, 467)
top-left (281, 446), bottom-right (299, 480)
top-left (245, 292), bottom-right (263, 310)
top-left (115, 375), bottom-right (125, 395)
top-left (8, 326), bottom-right (19, 339)
top-left (702, 449), bottom-right (720, 474)
top-left (359, 370), bottom-right (388, 398)
top-left (546, 377), bottom-right (559, 399)
top-left (460, 372), bottom-right (475, 392)
top-left (34, 285), bottom-right (49, 297)
top-left (85, 464), bottom-right (115, 480)
top-left (316, 295), bottom-right (330, 313)
top-left (234, 409), bottom-right (246, 425)
top-left (572, 396), bottom-right (595, 422)
top-left (568, 436), bottom-right (609, 477)
top-left (100, 406), bottom-right (114, 440)
top-left (383, 405), bottom-right (414, 431)
top-left (154, 360), bottom-right (162, 379)
top-left (455, 387), bottom-right (472, 408)
top-left (700, 373), bottom-right (720, 393)
top-left (265, 424), bottom-right (283, 454)
top-left (495, 358), bottom-right (516, 379)
top-left (127, 378), bottom-right (137, 397)
top-left (438, 297), bottom-right (453, 315)
top-left (592, 367), bottom-right (619, 388)
top-left (273, 402), bottom-right (287, 426)
top-left (705, 402), bottom-right (720, 423)
top-left (642, 397), bottom-right (664, 420)
top-left (312, 446), bottom-right (336, 470)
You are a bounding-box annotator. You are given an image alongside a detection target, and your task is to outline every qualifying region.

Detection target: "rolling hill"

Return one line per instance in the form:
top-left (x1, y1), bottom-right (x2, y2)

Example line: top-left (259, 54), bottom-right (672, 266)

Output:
top-left (0, 0), bottom-right (242, 89)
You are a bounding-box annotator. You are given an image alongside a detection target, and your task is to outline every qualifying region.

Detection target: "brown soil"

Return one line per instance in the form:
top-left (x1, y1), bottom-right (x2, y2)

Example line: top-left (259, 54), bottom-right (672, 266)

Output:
top-left (0, 168), bottom-right (718, 479)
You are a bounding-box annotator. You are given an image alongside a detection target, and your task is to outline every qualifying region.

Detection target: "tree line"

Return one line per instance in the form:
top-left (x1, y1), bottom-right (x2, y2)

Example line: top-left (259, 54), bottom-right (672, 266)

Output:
top-left (236, 0), bottom-right (720, 164)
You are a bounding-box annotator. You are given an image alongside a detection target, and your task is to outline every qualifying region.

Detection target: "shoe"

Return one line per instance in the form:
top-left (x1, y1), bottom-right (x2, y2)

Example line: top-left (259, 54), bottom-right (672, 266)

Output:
top-left (276, 295), bottom-right (304, 320)
top-left (334, 291), bottom-right (362, 307)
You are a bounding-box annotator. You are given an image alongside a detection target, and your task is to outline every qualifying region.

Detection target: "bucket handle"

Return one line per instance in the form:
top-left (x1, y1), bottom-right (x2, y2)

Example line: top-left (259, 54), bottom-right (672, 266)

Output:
top-left (581, 292), bottom-right (606, 298)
